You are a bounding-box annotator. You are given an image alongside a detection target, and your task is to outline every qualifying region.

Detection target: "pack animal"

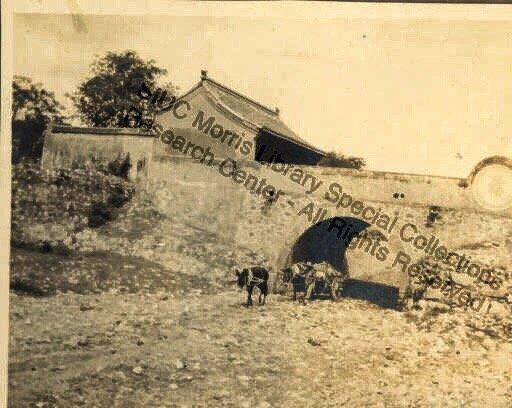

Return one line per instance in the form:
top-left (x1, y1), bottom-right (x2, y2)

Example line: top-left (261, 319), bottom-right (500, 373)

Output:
top-left (236, 267), bottom-right (269, 307)
top-left (282, 263), bottom-right (313, 303)
top-left (283, 262), bottom-right (345, 304)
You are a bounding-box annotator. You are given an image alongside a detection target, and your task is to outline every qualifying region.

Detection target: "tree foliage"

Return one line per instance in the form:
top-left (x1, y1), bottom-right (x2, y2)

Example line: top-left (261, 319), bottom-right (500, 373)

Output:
top-left (317, 151), bottom-right (366, 170)
top-left (69, 50), bottom-right (176, 128)
top-left (12, 75), bottom-right (64, 163)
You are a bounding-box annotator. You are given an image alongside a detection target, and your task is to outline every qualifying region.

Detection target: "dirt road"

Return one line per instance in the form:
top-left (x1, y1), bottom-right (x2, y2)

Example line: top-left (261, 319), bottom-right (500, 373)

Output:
top-left (9, 288), bottom-right (512, 407)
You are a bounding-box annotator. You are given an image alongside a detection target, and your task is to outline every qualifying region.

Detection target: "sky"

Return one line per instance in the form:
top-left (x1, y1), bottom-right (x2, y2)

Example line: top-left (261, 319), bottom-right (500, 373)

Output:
top-left (13, 13), bottom-right (512, 177)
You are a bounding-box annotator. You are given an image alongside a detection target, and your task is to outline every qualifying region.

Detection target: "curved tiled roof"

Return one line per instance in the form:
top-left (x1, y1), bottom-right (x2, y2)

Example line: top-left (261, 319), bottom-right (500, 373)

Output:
top-left (203, 77), bottom-right (324, 154)
top-left (173, 73), bottom-right (324, 155)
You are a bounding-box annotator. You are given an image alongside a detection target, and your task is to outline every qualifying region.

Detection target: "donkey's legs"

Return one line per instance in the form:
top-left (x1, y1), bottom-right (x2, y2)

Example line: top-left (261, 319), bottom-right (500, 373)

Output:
top-left (246, 286), bottom-right (253, 307)
top-left (291, 281), bottom-right (297, 301)
top-left (260, 282), bottom-right (268, 305)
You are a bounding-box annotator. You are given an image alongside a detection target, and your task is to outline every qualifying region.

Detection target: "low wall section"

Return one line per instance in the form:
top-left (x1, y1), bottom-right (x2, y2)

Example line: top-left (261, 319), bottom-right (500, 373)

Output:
top-left (41, 126), bottom-right (154, 181)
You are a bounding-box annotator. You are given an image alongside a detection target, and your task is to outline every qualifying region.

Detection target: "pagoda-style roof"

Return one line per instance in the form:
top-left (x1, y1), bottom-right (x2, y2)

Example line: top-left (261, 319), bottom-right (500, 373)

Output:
top-left (174, 71), bottom-right (324, 156)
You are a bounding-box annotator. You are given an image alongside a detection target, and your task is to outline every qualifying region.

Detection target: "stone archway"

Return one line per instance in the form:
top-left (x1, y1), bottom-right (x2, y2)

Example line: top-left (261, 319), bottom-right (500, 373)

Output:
top-left (274, 216), bottom-right (400, 309)
top-left (286, 216), bottom-right (370, 273)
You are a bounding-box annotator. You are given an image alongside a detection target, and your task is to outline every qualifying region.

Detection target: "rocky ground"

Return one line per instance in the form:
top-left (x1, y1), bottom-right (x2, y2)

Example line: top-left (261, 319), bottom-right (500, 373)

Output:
top-left (8, 169), bottom-right (512, 407)
top-left (9, 290), bottom-right (512, 407)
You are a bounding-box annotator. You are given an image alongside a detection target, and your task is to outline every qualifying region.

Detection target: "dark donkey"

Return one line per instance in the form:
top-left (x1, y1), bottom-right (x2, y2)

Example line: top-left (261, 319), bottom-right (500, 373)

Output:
top-left (236, 267), bottom-right (269, 307)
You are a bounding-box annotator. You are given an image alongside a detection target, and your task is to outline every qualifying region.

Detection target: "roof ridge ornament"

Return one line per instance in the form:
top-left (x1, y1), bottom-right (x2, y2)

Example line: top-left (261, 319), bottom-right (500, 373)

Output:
top-left (201, 69), bottom-right (208, 79)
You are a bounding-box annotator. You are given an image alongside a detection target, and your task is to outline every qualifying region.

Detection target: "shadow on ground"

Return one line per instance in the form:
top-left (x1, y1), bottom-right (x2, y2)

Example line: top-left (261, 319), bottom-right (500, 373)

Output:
top-left (304, 279), bottom-right (400, 310)
top-left (341, 279), bottom-right (400, 309)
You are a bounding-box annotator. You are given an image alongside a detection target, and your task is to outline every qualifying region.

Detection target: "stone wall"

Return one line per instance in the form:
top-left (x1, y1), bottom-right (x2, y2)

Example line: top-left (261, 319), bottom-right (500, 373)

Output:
top-left (41, 125), bottom-right (512, 314)
top-left (41, 126), bottom-right (154, 181)
top-left (148, 156), bottom-right (246, 239)
top-left (146, 155), bottom-right (512, 314)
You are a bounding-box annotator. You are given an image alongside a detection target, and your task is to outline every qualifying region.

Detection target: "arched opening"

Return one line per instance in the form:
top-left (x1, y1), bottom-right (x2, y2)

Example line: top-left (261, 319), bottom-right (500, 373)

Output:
top-left (288, 216), bottom-right (370, 273)
top-left (286, 216), bottom-right (400, 309)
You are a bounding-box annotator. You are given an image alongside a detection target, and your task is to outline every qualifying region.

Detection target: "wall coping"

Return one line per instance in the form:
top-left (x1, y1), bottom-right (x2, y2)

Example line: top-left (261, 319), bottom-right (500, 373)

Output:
top-left (301, 166), bottom-right (466, 183)
top-left (48, 125), bottom-right (468, 183)
top-left (152, 154), bottom-right (467, 183)
top-left (49, 124), bottom-right (155, 137)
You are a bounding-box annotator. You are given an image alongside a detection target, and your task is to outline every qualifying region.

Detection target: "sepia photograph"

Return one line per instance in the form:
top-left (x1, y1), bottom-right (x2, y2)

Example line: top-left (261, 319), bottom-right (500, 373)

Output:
top-left (3, 1), bottom-right (512, 406)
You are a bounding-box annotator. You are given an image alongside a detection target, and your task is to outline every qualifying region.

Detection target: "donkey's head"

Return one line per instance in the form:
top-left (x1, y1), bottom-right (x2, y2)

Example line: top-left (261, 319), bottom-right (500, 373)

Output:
top-left (235, 268), bottom-right (247, 289)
